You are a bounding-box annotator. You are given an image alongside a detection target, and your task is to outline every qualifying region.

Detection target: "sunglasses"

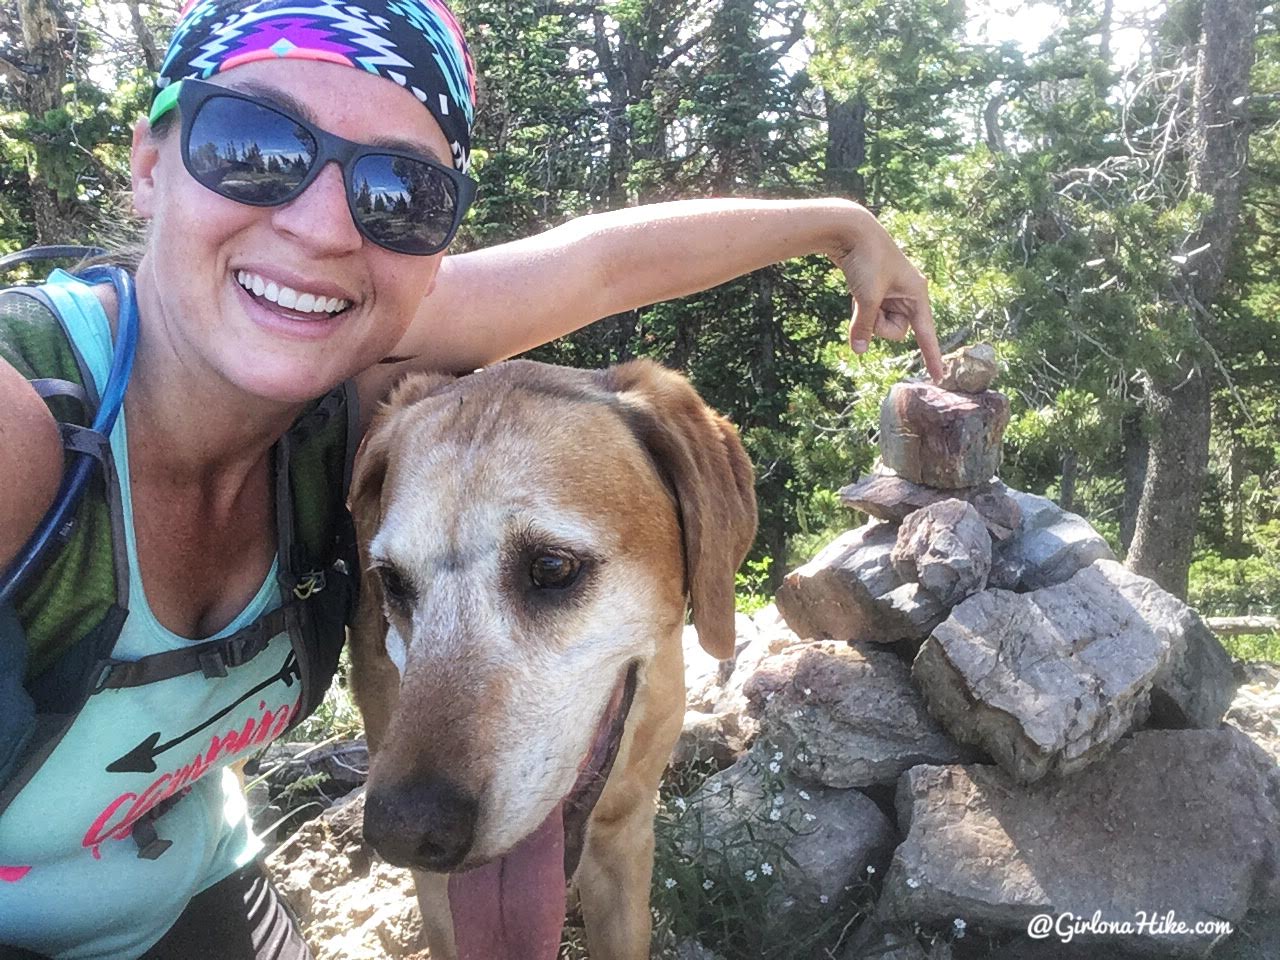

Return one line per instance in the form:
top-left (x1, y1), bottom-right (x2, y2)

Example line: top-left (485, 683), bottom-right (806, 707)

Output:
top-left (155, 79), bottom-right (477, 256)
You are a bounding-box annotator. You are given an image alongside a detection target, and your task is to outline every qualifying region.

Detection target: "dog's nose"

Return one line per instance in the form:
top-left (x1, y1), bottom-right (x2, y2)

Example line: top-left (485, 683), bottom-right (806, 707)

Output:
top-left (363, 776), bottom-right (479, 871)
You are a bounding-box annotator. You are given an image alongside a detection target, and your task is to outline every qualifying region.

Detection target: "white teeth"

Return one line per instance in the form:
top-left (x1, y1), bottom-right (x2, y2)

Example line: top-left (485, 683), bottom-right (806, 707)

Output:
top-left (235, 270), bottom-right (350, 315)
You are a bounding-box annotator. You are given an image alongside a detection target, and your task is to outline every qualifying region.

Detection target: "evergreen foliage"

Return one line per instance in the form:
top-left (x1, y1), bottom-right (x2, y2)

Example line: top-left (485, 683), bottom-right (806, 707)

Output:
top-left (0, 0), bottom-right (1274, 612)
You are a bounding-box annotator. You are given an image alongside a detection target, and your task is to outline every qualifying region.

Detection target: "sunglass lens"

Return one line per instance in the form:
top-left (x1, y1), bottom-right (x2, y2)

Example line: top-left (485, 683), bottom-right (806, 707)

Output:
top-left (187, 97), bottom-right (316, 204)
top-left (350, 154), bottom-right (458, 254)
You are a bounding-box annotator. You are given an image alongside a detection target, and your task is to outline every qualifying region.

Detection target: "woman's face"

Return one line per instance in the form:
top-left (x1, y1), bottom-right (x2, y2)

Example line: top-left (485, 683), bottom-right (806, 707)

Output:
top-left (131, 59), bottom-right (455, 406)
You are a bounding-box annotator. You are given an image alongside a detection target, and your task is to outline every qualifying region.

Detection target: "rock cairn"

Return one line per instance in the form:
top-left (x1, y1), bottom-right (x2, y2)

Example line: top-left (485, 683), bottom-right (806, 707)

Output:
top-left (261, 345), bottom-right (1277, 960)
top-left (673, 345), bottom-right (1269, 959)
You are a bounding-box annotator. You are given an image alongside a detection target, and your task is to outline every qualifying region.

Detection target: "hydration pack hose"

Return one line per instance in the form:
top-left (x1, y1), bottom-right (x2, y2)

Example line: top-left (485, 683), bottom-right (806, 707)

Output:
top-left (0, 265), bottom-right (139, 604)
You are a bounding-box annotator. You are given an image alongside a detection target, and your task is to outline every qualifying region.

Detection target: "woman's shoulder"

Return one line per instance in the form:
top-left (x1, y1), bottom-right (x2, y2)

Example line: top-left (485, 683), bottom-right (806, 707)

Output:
top-left (0, 349), bottom-right (64, 571)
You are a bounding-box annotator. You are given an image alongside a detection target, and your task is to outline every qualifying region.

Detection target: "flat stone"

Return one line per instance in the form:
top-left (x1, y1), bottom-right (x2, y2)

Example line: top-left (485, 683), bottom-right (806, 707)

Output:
top-left (937, 343), bottom-right (999, 393)
top-left (891, 500), bottom-right (992, 607)
top-left (741, 641), bottom-right (966, 788)
top-left (839, 473), bottom-right (1022, 540)
top-left (879, 382), bottom-right (1010, 489)
top-left (912, 561), bottom-right (1174, 782)
top-left (879, 729), bottom-right (1280, 957)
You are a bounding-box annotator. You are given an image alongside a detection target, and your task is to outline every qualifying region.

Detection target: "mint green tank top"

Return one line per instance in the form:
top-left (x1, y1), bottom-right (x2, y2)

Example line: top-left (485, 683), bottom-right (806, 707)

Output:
top-left (0, 272), bottom-right (300, 959)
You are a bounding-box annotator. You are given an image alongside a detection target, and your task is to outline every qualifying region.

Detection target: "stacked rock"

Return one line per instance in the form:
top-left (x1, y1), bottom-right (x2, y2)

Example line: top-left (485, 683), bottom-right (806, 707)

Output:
top-left (702, 344), bottom-right (1268, 958)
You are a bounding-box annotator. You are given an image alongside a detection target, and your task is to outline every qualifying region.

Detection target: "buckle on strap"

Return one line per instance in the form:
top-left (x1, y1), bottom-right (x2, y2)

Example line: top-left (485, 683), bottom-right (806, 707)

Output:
top-left (58, 422), bottom-right (111, 463)
top-left (293, 570), bottom-right (326, 600)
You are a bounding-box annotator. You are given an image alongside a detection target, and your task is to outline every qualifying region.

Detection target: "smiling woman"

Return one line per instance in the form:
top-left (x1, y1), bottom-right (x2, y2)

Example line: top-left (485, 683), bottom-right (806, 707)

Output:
top-left (0, 0), bottom-right (940, 956)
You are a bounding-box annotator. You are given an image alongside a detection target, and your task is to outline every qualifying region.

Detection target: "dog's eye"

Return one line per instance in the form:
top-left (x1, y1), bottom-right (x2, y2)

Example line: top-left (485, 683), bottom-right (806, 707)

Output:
top-left (529, 554), bottom-right (581, 590)
top-left (377, 565), bottom-right (417, 611)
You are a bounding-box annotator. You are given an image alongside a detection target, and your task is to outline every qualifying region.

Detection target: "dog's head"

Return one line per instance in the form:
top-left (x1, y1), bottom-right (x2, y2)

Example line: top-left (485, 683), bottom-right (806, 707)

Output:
top-left (350, 359), bottom-right (755, 875)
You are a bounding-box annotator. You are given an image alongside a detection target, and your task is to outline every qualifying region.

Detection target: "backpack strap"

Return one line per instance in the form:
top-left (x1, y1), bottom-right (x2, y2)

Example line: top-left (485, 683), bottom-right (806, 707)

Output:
top-left (272, 381), bottom-right (361, 727)
top-left (0, 275), bottom-right (132, 822)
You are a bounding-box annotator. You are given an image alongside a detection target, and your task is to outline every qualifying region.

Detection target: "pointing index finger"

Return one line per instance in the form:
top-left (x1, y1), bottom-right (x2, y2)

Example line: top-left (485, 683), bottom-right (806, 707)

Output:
top-left (912, 297), bottom-right (944, 382)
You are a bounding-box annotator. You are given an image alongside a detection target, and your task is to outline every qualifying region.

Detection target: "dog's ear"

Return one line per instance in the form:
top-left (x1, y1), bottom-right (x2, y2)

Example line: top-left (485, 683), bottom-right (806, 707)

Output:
top-left (350, 371), bottom-right (457, 544)
top-left (600, 359), bottom-right (757, 660)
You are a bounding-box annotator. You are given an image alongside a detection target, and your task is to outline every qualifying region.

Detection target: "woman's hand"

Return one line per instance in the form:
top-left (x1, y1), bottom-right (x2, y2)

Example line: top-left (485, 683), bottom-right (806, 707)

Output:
top-left (832, 206), bottom-right (943, 381)
top-left (399, 198), bottom-right (946, 379)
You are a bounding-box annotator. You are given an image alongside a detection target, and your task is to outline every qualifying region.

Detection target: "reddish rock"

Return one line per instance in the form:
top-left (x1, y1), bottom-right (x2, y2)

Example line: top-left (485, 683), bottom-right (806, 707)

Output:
top-left (839, 473), bottom-right (1022, 540)
top-left (879, 383), bottom-right (1010, 489)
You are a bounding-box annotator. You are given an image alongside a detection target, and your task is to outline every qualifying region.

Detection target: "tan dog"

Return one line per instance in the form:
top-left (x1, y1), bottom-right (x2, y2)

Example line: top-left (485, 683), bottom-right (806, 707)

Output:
top-left (347, 358), bottom-right (756, 960)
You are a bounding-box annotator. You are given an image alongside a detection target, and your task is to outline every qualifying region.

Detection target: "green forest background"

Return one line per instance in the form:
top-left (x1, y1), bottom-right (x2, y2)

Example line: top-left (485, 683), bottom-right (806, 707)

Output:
top-left (1, 0), bottom-right (1276, 638)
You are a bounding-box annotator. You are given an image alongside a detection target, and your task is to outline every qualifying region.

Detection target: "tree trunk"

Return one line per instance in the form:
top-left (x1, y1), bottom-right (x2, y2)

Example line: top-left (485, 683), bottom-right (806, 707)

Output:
top-left (1059, 449), bottom-right (1078, 513)
top-left (126, 0), bottom-right (161, 73)
top-left (1228, 430), bottom-right (1245, 556)
top-left (1120, 411), bottom-right (1147, 552)
top-left (824, 93), bottom-right (867, 202)
top-left (1127, 0), bottom-right (1253, 598)
top-left (16, 0), bottom-right (78, 243)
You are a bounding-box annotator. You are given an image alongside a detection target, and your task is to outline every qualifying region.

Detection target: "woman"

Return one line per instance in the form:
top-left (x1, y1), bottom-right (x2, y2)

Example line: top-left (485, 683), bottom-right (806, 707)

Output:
top-left (0, 0), bottom-right (939, 956)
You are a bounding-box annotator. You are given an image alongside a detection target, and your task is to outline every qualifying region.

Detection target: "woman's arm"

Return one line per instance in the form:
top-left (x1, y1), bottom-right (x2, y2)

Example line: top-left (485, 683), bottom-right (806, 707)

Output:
top-left (388, 197), bottom-right (941, 379)
top-left (0, 359), bottom-right (64, 570)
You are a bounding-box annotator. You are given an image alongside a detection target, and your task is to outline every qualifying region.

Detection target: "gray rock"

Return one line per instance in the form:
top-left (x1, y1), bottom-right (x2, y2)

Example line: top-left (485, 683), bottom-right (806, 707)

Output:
top-left (994, 490), bottom-right (1115, 591)
top-left (879, 382), bottom-right (1010, 489)
top-left (683, 614), bottom-right (766, 713)
top-left (776, 523), bottom-right (949, 644)
top-left (891, 500), bottom-right (992, 607)
top-left (1227, 662), bottom-right (1280, 764)
top-left (672, 709), bottom-right (750, 769)
top-left (742, 641), bottom-right (966, 788)
top-left (840, 473), bottom-right (1022, 541)
top-left (938, 343), bottom-right (999, 393)
top-left (1147, 604), bottom-right (1238, 730)
top-left (683, 752), bottom-right (897, 916)
top-left (913, 561), bottom-right (1173, 782)
top-left (880, 729), bottom-right (1280, 958)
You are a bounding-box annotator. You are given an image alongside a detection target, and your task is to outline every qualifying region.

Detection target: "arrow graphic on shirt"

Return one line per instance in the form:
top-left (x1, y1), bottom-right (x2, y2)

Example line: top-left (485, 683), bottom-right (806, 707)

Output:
top-left (105, 654), bottom-right (302, 774)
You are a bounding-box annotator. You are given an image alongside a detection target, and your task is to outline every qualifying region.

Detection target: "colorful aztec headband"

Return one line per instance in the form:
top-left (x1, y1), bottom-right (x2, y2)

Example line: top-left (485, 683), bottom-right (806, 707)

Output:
top-left (151, 0), bottom-right (477, 171)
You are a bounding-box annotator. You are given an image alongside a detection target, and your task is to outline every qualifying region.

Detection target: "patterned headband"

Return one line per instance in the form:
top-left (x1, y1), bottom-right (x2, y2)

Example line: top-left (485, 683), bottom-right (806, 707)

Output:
top-left (152, 0), bottom-right (477, 171)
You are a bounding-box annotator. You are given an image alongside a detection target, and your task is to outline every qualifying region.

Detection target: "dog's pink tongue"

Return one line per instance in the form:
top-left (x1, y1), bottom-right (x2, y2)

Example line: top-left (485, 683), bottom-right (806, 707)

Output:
top-left (447, 803), bottom-right (566, 960)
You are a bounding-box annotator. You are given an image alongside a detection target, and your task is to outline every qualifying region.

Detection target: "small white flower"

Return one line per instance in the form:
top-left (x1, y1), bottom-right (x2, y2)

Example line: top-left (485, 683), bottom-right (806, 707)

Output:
top-left (768, 808), bottom-right (782, 821)
top-left (771, 795), bottom-right (784, 807)
top-left (798, 790), bottom-right (811, 801)
top-left (792, 709), bottom-right (804, 718)
top-left (906, 877), bottom-right (921, 889)
top-left (664, 877), bottom-right (676, 889)
top-left (708, 781), bottom-right (723, 795)
top-left (804, 813), bottom-right (817, 822)
top-left (953, 918), bottom-right (966, 939)
top-left (768, 761), bottom-right (781, 774)
top-left (819, 894), bottom-right (829, 904)
top-left (673, 797), bottom-right (687, 811)
top-left (702, 879), bottom-right (715, 890)
top-left (772, 751), bottom-right (783, 761)
top-left (865, 865), bottom-right (876, 875)
top-left (745, 869), bottom-right (758, 882)
top-left (796, 752), bottom-right (809, 762)
top-left (761, 862), bottom-right (773, 876)
top-left (803, 687), bottom-right (812, 696)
